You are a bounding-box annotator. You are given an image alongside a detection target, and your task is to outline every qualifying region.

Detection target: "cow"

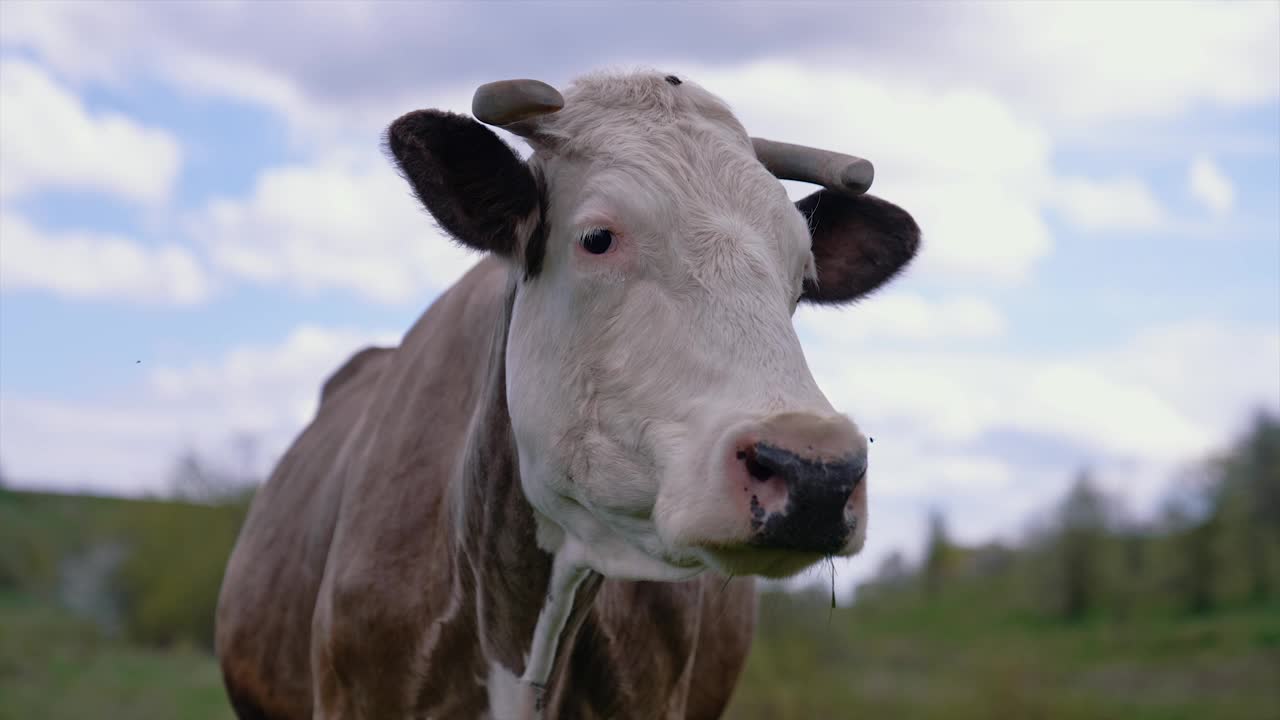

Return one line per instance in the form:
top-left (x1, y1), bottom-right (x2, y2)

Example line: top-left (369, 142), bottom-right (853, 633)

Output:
top-left (215, 70), bottom-right (920, 719)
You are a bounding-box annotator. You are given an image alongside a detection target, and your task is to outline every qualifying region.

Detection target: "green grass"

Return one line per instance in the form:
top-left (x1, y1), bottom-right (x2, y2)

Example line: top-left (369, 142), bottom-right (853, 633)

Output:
top-left (6, 586), bottom-right (1275, 720)
top-left (0, 592), bottom-right (234, 720)
top-left (726, 587), bottom-right (1280, 720)
top-left (0, 489), bottom-right (243, 719)
top-left (4, 488), bottom-right (1279, 719)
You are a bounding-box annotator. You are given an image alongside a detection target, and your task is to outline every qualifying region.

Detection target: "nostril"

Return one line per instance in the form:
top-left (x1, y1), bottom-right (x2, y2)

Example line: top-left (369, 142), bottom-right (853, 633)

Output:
top-left (745, 455), bottom-right (773, 483)
top-left (737, 447), bottom-right (774, 482)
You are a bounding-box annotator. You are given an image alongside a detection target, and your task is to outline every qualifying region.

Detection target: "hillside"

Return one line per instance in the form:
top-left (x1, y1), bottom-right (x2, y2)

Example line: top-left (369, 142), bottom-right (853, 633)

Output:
top-left (728, 574), bottom-right (1280, 719)
top-left (2, 412), bottom-right (1277, 720)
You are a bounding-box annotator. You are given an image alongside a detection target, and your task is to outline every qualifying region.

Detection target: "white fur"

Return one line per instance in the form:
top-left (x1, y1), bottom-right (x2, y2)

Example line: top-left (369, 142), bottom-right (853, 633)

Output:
top-left (506, 72), bottom-right (861, 582)
top-left (486, 660), bottom-right (524, 720)
top-left (519, 544), bottom-right (590, 689)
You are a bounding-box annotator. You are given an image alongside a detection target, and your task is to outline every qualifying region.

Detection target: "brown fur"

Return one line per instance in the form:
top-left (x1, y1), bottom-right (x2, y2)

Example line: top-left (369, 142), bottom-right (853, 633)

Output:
top-left (216, 257), bottom-right (756, 719)
top-left (318, 346), bottom-right (393, 406)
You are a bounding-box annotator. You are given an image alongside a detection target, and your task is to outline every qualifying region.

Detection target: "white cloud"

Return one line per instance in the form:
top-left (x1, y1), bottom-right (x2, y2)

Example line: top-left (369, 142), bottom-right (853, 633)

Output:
top-left (1187, 155), bottom-right (1236, 215)
top-left (0, 59), bottom-right (181, 203)
top-left (191, 150), bottom-right (481, 303)
top-left (0, 325), bottom-right (396, 494)
top-left (962, 2), bottom-right (1280, 125)
top-left (1094, 321), bottom-right (1280, 433)
top-left (6, 6), bottom-right (1229, 293)
top-left (4, 2), bottom-right (1275, 132)
top-left (2, 0), bottom-right (472, 146)
top-left (797, 293), bottom-right (1006, 343)
top-left (686, 60), bottom-right (1056, 284)
top-left (802, 1), bottom-right (1280, 139)
top-left (695, 61), bottom-right (1181, 282)
top-left (160, 52), bottom-right (392, 146)
top-left (0, 2), bottom-right (140, 86)
top-left (0, 212), bottom-right (210, 304)
top-left (1050, 175), bottom-right (1167, 231)
top-left (802, 320), bottom-right (1279, 469)
top-left (900, 182), bottom-right (1054, 283)
top-left (191, 57), bottom-right (1148, 299)
top-left (796, 318), bottom-right (1279, 590)
top-left (867, 438), bottom-right (1020, 498)
top-left (2, 0), bottom-right (1276, 599)
top-left (160, 51), bottom-right (478, 147)
top-left (146, 324), bottom-right (399, 431)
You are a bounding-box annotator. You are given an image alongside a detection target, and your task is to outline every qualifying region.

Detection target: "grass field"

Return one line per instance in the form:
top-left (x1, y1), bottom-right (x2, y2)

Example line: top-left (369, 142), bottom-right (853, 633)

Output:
top-left (727, 586), bottom-right (1280, 719)
top-left (0, 593), bottom-right (233, 720)
top-left (3, 488), bottom-right (1278, 719)
top-left (3, 587), bottom-right (1277, 720)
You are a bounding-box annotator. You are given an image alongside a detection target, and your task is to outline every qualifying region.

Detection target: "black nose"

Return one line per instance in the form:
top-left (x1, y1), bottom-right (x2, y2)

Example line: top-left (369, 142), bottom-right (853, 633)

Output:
top-left (742, 442), bottom-right (867, 554)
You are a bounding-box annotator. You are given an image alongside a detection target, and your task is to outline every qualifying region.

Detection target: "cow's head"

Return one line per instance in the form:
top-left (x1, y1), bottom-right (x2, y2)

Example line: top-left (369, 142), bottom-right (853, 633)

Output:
top-left (387, 72), bottom-right (919, 580)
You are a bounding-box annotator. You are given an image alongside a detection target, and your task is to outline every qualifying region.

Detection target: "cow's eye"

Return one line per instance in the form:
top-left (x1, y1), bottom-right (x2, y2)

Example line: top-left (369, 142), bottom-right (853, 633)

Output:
top-left (580, 229), bottom-right (614, 255)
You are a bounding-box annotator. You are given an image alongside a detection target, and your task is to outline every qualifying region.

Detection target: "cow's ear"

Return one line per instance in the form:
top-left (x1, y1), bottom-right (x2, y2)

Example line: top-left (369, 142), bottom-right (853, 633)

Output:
top-left (386, 110), bottom-right (542, 266)
top-left (796, 190), bottom-right (920, 305)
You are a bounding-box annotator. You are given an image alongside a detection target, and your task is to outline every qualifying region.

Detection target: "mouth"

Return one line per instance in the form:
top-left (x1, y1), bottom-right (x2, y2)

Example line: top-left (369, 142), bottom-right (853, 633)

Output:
top-left (696, 518), bottom-right (866, 579)
top-left (696, 545), bottom-right (834, 579)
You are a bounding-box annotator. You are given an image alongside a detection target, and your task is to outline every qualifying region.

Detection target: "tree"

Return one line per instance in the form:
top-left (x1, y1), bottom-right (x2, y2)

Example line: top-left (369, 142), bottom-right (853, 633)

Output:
top-left (876, 550), bottom-right (910, 585)
top-left (1225, 410), bottom-right (1280, 602)
top-left (1240, 410), bottom-right (1280, 529)
top-left (1053, 469), bottom-right (1110, 620)
top-left (1112, 521), bottom-right (1149, 620)
top-left (1163, 459), bottom-right (1231, 614)
top-left (167, 449), bottom-right (229, 503)
top-left (1181, 500), bottom-right (1221, 614)
top-left (922, 509), bottom-right (957, 597)
top-left (1159, 412), bottom-right (1280, 614)
top-left (166, 435), bottom-right (264, 504)
top-left (230, 431), bottom-right (261, 488)
top-left (1193, 411), bottom-right (1280, 607)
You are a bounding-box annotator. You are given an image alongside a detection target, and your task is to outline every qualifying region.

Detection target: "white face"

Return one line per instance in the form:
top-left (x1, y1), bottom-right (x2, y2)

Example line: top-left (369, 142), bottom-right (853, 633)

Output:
top-left (506, 91), bottom-right (869, 580)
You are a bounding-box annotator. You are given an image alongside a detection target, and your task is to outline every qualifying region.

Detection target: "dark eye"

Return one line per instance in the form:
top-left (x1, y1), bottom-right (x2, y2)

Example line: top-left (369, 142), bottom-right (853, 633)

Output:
top-left (580, 228), bottom-right (614, 255)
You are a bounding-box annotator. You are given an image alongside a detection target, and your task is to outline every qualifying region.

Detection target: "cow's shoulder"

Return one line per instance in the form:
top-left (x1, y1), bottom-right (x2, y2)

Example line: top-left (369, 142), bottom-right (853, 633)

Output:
top-left (217, 345), bottom-right (388, 720)
top-left (319, 345), bottom-right (395, 406)
top-left (310, 256), bottom-right (514, 717)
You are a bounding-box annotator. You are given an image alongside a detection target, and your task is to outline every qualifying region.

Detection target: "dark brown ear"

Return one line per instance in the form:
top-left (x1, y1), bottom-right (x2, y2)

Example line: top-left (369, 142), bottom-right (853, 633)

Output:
top-left (796, 190), bottom-right (920, 305)
top-left (385, 110), bottom-right (544, 275)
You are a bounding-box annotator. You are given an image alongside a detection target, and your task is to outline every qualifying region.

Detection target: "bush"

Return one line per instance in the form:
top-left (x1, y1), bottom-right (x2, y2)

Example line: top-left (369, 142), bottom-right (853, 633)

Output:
top-left (113, 498), bottom-right (250, 650)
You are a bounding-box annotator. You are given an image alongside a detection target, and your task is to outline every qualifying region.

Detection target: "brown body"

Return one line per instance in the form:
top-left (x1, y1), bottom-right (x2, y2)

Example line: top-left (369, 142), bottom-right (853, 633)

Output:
top-left (215, 258), bottom-right (757, 719)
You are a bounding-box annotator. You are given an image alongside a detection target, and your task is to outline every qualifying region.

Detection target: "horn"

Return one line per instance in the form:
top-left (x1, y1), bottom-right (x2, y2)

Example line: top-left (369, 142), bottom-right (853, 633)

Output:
top-left (752, 137), bottom-right (874, 196)
top-left (472, 79), bottom-right (564, 135)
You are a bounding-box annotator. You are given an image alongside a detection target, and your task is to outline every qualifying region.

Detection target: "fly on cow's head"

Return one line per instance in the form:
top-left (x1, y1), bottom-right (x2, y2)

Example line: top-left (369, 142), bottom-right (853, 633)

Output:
top-left (386, 71), bottom-right (920, 580)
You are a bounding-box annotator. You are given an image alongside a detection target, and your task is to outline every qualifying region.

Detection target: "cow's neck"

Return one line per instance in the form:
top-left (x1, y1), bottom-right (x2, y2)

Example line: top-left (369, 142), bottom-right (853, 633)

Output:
top-left (448, 275), bottom-right (601, 715)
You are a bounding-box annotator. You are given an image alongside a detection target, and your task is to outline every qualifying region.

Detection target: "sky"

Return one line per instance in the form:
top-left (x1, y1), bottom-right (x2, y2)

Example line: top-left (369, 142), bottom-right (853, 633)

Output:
top-left (1, 1), bottom-right (1277, 588)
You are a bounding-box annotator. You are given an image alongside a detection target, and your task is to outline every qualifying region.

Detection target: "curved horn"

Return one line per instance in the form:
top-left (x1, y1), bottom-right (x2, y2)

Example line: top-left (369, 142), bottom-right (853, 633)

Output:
top-left (472, 79), bottom-right (564, 132)
top-left (752, 137), bottom-right (875, 196)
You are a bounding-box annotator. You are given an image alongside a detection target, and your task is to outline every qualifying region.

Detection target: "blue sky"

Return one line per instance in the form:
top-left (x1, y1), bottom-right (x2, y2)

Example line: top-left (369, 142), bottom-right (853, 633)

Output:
top-left (1, 1), bottom-right (1277, 586)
